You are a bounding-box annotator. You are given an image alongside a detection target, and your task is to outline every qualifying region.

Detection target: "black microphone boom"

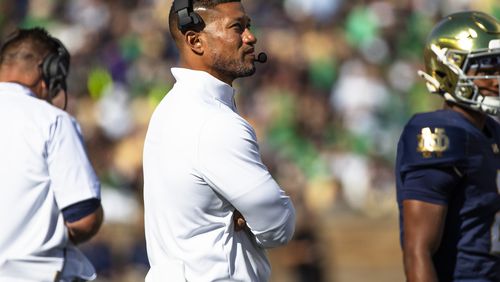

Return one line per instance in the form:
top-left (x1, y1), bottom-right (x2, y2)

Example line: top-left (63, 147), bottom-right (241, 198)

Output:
top-left (256, 52), bottom-right (267, 63)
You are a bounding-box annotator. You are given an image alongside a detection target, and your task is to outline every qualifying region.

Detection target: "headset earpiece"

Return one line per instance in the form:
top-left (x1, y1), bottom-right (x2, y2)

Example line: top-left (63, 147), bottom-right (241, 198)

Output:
top-left (174, 0), bottom-right (203, 33)
top-left (41, 37), bottom-right (70, 100)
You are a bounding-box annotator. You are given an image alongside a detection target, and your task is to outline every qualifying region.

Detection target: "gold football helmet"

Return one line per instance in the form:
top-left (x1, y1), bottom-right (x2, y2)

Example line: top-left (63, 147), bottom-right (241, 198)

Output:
top-left (419, 11), bottom-right (500, 115)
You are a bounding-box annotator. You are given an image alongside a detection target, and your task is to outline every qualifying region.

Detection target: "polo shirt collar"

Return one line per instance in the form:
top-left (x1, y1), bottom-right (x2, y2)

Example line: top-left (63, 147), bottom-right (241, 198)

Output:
top-left (0, 82), bottom-right (36, 98)
top-left (171, 68), bottom-right (236, 109)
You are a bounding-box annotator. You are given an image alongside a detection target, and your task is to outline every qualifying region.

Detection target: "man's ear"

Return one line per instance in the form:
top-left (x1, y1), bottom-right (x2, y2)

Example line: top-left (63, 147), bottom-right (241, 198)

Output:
top-left (184, 31), bottom-right (204, 55)
top-left (40, 78), bottom-right (47, 90)
top-left (36, 77), bottom-right (50, 100)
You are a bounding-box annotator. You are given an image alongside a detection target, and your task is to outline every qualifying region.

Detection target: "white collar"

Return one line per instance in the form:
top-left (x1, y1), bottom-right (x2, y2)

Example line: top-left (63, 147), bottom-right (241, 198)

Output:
top-left (171, 68), bottom-right (236, 109)
top-left (0, 82), bottom-right (36, 98)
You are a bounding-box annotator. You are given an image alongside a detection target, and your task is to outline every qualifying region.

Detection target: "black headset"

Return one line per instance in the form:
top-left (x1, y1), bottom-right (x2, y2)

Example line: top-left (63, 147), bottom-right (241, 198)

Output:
top-left (41, 37), bottom-right (70, 102)
top-left (173, 0), bottom-right (203, 32)
top-left (0, 30), bottom-right (70, 107)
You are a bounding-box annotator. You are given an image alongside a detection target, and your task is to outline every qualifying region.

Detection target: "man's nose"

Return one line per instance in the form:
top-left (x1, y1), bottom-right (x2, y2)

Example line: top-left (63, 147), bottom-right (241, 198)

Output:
top-left (243, 29), bottom-right (257, 44)
top-left (493, 70), bottom-right (500, 86)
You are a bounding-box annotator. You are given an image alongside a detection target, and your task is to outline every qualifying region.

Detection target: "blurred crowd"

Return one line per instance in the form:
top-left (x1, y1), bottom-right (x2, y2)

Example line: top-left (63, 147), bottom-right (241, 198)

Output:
top-left (1, 0), bottom-right (499, 281)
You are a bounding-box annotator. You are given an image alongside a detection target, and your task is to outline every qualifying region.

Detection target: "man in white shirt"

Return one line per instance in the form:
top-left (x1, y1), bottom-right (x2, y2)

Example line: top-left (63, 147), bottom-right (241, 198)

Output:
top-left (0, 27), bottom-right (103, 282)
top-left (143, 1), bottom-right (296, 281)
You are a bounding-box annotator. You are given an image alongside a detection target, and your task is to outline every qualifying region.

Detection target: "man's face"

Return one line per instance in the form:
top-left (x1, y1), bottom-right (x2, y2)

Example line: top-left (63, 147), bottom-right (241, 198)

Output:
top-left (200, 2), bottom-right (257, 84)
top-left (465, 55), bottom-right (500, 97)
top-left (471, 70), bottom-right (500, 98)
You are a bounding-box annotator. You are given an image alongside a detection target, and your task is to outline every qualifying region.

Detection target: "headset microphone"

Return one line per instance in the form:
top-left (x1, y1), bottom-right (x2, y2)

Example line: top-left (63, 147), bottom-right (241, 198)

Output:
top-left (256, 52), bottom-right (267, 63)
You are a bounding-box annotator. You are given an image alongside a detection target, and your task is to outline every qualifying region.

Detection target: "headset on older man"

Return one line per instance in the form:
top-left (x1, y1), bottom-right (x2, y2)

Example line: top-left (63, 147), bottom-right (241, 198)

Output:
top-left (0, 30), bottom-right (70, 109)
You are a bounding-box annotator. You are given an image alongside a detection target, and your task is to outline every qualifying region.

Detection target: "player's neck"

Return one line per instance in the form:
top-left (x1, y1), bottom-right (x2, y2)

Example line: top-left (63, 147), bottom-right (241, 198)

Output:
top-left (444, 102), bottom-right (487, 130)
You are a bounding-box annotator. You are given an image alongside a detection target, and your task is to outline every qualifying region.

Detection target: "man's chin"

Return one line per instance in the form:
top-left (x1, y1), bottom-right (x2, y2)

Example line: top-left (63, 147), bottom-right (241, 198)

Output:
top-left (239, 66), bottom-right (256, 77)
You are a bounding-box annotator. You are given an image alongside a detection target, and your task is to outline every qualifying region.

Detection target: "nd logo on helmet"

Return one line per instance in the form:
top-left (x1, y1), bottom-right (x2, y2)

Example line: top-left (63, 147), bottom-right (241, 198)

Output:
top-left (417, 127), bottom-right (450, 158)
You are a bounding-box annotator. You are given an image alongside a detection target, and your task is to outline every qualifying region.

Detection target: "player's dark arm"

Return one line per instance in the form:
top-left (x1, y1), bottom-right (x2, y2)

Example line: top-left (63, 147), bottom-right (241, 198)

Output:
top-left (62, 198), bottom-right (104, 245)
top-left (402, 199), bottom-right (447, 282)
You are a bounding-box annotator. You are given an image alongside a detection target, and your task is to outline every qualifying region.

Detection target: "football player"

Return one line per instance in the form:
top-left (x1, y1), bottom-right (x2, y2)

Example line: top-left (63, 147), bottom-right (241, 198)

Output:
top-left (395, 11), bottom-right (500, 281)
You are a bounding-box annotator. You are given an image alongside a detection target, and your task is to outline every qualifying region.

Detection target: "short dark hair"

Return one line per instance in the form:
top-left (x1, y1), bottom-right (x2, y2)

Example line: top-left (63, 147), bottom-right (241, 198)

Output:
top-left (168, 0), bottom-right (241, 41)
top-left (0, 27), bottom-right (59, 66)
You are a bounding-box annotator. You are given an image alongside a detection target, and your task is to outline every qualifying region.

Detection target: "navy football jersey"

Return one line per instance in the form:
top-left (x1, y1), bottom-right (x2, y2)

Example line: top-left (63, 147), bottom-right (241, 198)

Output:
top-left (396, 109), bottom-right (500, 281)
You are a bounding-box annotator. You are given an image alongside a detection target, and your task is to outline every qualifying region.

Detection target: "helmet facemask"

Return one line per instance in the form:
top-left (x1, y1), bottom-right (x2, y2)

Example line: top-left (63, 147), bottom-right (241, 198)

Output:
top-left (454, 47), bottom-right (500, 115)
